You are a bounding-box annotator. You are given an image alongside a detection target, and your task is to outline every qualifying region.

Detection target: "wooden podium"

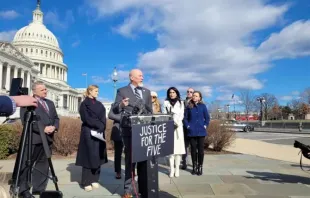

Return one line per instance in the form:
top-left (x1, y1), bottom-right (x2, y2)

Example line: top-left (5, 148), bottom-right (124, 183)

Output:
top-left (130, 114), bottom-right (174, 198)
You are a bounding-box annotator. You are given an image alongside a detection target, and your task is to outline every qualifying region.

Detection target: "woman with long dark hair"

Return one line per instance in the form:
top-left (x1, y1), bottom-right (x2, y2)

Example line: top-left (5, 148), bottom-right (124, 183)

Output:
top-left (183, 91), bottom-right (210, 175)
top-left (162, 87), bottom-right (185, 177)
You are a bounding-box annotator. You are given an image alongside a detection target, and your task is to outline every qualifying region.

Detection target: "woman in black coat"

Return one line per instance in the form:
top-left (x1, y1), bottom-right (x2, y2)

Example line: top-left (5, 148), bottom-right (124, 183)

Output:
top-left (76, 85), bottom-right (108, 192)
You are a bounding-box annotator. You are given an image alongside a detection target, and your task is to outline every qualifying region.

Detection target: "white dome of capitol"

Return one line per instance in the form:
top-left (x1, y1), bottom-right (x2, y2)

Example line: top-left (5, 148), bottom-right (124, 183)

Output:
top-left (12, 3), bottom-right (60, 51)
top-left (13, 23), bottom-right (60, 49)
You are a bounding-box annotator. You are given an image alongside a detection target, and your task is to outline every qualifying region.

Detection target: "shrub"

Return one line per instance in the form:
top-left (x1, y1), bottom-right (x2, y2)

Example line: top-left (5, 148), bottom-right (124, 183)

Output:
top-left (0, 124), bottom-right (19, 159)
top-left (53, 117), bottom-right (82, 156)
top-left (205, 120), bottom-right (236, 151)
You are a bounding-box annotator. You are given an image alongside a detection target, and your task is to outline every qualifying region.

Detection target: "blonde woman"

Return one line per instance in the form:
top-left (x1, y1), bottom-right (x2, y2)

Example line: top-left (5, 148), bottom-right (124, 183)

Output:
top-left (76, 85), bottom-right (108, 191)
top-left (151, 91), bottom-right (161, 113)
top-left (162, 87), bottom-right (185, 178)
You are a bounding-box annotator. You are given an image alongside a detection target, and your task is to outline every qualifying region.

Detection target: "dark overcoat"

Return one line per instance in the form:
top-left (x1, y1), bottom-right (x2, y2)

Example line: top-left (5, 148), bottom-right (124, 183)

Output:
top-left (75, 97), bottom-right (108, 169)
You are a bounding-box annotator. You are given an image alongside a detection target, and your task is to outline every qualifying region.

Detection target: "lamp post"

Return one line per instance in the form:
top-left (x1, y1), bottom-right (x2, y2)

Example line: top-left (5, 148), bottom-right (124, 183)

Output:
top-left (112, 67), bottom-right (118, 100)
top-left (226, 104), bottom-right (230, 119)
top-left (257, 97), bottom-right (265, 126)
top-left (217, 108), bottom-right (221, 119)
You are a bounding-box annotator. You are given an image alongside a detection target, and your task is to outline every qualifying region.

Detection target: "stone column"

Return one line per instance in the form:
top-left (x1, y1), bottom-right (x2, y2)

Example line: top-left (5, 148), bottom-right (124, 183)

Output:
top-left (27, 71), bottom-right (31, 89)
top-left (65, 70), bottom-right (67, 82)
top-left (54, 66), bottom-right (57, 79)
top-left (20, 70), bottom-right (25, 86)
top-left (0, 62), bottom-right (3, 90)
top-left (13, 66), bottom-right (18, 78)
top-left (5, 65), bottom-right (11, 90)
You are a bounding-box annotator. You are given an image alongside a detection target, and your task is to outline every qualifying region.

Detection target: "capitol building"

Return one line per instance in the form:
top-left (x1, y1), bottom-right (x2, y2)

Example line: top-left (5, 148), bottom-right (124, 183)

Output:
top-left (0, 1), bottom-right (100, 119)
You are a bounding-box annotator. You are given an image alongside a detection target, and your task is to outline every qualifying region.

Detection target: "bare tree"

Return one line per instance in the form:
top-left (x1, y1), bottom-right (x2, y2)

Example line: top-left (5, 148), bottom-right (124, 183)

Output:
top-left (208, 100), bottom-right (222, 119)
top-left (238, 90), bottom-right (254, 121)
top-left (300, 87), bottom-right (310, 104)
top-left (260, 93), bottom-right (278, 120)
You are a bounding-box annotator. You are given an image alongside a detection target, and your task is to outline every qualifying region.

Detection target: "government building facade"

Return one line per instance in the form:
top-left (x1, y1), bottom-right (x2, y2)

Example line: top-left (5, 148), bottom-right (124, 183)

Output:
top-left (0, 2), bottom-right (89, 119)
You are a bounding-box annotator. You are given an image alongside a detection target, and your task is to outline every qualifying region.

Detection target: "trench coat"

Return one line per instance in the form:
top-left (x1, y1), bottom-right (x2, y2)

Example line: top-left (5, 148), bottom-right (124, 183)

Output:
top-left (75, 97), bottom-right (108, 169)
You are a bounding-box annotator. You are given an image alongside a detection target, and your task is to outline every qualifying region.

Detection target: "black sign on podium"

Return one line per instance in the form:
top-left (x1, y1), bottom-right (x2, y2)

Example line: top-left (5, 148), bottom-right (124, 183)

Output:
top-left (130, 114), bottom-right (174, 198)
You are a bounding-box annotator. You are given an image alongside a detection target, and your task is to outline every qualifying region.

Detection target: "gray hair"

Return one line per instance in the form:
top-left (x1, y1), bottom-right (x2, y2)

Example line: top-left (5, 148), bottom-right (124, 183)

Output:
top-left (32, 81), bottom-right (45, 91)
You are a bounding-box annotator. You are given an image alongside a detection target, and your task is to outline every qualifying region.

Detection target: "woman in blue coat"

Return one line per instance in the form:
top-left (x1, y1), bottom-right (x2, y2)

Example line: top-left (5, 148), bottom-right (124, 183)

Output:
top-left (183, 91), bottom-right (210, 175)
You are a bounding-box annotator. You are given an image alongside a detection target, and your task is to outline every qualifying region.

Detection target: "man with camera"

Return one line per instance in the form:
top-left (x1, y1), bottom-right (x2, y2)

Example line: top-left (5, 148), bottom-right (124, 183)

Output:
top-left (11, 81), bottom-right (59, 198)
top-left (112, 69), bottom-right (152, 198)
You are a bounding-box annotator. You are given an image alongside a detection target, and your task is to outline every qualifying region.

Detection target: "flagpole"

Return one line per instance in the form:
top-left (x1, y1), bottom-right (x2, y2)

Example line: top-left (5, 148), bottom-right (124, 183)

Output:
top-left (82, 73), bottom-right (88, 88)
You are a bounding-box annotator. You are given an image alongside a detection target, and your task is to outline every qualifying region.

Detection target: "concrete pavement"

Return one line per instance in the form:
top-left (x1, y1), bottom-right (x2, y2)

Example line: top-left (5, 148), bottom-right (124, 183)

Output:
top-left (2, 154), bottom-right (310, 197)
top-left (1, 136), bottom-right (310, 197)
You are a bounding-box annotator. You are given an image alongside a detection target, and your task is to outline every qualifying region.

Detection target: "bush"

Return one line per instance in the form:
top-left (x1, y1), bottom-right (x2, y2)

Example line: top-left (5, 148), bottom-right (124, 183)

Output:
top-left (205, 120), bottom-right (236, 151)
top-left (0, 124), bottom-right (19, 159)
top-left (53, 117), bottom-right (82, 156)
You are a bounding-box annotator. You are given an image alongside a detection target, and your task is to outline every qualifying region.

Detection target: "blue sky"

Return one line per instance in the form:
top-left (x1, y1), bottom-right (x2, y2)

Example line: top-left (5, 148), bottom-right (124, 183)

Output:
top-left (0, 0), bottom-right (310, 109)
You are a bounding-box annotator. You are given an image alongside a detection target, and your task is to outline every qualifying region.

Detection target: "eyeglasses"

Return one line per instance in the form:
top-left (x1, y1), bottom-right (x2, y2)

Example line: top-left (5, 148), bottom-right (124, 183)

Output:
top-left (187, 91), bottom-right (193, 93)
top-left (152, 96), bottom-right (157, 98)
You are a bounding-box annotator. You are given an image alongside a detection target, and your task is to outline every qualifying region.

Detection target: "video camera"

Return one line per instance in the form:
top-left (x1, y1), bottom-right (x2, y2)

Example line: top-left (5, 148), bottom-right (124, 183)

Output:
top-left (9, 78), bottom-right (29, 96)
top-left (294, 140), bottom-right (310, 160)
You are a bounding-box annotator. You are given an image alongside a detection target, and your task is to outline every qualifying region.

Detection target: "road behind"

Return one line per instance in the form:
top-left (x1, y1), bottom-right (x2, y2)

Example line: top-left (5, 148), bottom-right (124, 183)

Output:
top-left (236, 131), bottom-right (310, 146)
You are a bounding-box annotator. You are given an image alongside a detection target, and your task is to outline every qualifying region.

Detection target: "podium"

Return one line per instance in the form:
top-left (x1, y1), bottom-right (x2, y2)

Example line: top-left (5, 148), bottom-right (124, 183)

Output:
top-left (130, 114), bottom-right (174, 198)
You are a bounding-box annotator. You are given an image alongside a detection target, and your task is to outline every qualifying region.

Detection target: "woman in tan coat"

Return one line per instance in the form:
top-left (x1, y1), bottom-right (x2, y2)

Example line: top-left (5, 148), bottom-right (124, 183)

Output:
top-left (151, 91), bottom-right (161, 113)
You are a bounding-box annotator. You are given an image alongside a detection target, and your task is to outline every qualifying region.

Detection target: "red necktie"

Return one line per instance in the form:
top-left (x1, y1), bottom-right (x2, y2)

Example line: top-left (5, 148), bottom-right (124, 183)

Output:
top-left (40, 99), bottom-right (49, 112)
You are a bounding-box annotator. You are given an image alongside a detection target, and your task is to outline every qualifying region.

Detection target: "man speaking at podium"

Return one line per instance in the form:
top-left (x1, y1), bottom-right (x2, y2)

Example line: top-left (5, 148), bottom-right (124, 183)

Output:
top-left (112, 69), bottom-right (152, 198)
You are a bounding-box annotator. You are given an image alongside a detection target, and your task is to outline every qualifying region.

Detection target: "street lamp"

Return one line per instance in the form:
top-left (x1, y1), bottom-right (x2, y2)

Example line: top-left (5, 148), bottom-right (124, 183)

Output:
top-left (217, 108), bottom-right (221, 119)
top-left (112, 67), bottom-right (118, 100)
top-left (257, 97), bottom-right (265, 126)
top-left (226, 104), bottom-right (230, 119)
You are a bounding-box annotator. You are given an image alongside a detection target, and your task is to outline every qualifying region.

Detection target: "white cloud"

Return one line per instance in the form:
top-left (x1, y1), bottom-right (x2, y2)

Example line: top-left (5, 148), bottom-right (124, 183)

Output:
top-left (45, 10), bottom-right (75, 30)
top-left (86, 0), bottom-right (310, 97)
top-left (258, 20), bottom-right (310, 59)
top-left (0, 10), bottom-right (19, 19)
top-left (71, 40), bottom-right (81, 47)
top-left (291, 91), bottom-right (300, 96)
top-left (0, 30), bottom-right (17, 41)
top-left (280, 96), bottom-right (293, 101)
top-left (91, 76), bottom-right (111, 84)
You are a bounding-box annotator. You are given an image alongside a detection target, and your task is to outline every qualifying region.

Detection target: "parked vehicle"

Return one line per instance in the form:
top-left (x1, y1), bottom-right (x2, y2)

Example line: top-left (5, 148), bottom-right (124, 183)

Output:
top-left (221, 119), bottom-right (254, 132)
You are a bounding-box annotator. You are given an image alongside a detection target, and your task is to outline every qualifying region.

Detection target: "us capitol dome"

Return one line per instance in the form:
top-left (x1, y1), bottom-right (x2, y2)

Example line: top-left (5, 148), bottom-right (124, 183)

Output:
top-left (0, 0), bottom-right (85, 118)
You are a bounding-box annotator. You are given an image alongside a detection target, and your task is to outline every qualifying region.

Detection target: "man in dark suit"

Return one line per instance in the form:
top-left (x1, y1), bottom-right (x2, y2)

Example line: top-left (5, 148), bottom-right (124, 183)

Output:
top-left (181, 87), bottom-right (194, 170)
top-left (113, 69), bottom-right (152, 198)
top-left (108, 104), bottom-right (124, 180)
top-left (0, 95), bottom-right (38, 117)
top-left (11, 81), bottom-right (59, 198)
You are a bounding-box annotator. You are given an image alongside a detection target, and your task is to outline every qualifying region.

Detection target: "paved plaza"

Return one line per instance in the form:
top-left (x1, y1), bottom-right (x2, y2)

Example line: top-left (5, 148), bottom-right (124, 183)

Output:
top-left (2, 153), bottom-right (310, 198)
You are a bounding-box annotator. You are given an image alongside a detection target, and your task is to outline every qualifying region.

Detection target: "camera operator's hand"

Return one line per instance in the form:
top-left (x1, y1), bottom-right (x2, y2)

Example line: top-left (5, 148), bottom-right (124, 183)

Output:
top-left (120, 98), bottom-right (129, 108)
top-left (11, 96), bottom-right (38, 107)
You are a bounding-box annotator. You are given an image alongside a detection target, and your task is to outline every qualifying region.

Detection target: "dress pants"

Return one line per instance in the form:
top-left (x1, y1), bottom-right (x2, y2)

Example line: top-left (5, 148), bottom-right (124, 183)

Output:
top-left (11, 144), bottom-right (49, 195)
top-left (189, 136), bottom-right (205, 165)
top-left (181, 134), bottom-right (190, 166)
top-left (81, 167), bottom-right (100, 186)
top-left (123, 136), bottom-right (147, 196)
top-left (114, 140), bottom-right (124, 173)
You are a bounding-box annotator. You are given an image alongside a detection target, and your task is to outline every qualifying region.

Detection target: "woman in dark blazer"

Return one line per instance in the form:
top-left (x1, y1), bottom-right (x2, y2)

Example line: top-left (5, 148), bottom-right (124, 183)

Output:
top-left (183, 91), bottom-right (210, 176)
top-left (76, 85), bottom-right (108, 191)
top-left (108, 103), bottom-right (123, 179)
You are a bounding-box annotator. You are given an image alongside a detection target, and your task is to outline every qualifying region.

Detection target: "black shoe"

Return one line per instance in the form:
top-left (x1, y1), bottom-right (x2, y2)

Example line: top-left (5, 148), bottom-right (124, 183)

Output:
top-left (191, 164), bottom-right (197, 175)
top-left (197, 165), bottom-right (203, 176)
top-left (181, 163), bottom-right (187, 170)
top-left (19, 191), bottom-right (35, 198)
